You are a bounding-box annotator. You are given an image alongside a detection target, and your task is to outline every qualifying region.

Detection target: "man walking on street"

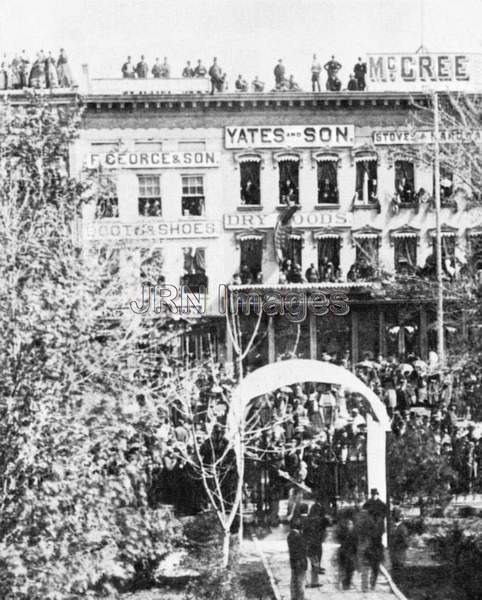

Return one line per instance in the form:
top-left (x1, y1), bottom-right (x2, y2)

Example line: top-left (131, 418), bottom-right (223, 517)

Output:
top-left (287, 504), bottom-right (308, 600)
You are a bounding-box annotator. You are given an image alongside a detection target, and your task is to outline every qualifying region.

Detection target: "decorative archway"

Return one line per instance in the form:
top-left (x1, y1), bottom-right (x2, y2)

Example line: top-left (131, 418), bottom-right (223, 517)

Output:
top-left (227, 359), bottom-right (390, 502)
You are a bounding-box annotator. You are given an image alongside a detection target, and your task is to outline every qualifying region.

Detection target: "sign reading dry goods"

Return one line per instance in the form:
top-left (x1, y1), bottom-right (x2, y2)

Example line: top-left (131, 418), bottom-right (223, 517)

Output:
top-left (87, 151), bottom-right (220, 169)
top-left (225, 125), bottom-right (355, 149)
top-left (373, 128), bottom-right (482, 145)
top-left (84, 220), bottom-right (220, 240)
top-left (367, 53), bottom-right (482, 92)
top-left (224, 211), bottom-right (352, 229)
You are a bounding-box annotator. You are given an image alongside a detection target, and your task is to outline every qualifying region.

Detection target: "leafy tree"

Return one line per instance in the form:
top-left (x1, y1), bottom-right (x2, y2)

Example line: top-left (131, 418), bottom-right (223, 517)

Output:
top-left (0, 95), bottom-right (182, 599)
top-left (388, 429), bottom-right (457, 513)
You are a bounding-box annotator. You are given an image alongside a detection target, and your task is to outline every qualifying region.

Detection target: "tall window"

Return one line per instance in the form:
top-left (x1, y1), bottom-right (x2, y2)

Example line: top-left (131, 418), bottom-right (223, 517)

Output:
top-left (433, 236), bottom-right (456, 276)
top-left (395, 160), bottom-right (415, 203)
top-left (279, 160), bottom-right (299, 205)
top-left (434, 165), bottom-right (454, 199)
top-left (138, 175), bottom-right (161, 216)
top-left (394, 238), bottom-right (417, 274)
top-left (95, 193), bottom-right (119, 218)
top-left (355, 238), bottom-right (379, 268)
top-left (182, 175), bottom-right (205, 216)
top-left (286, 238), bottom-right (302, 269)
top-left (317, 238), bottom-right (340, 281)
top-left (140, 248), bottom-right (164, 285)
top-left (240, 161), bottom-right (261, 205)
top-left (470, 235), bottom-right (482, 271)
top-left (95, 175), bottom-right (118, 218)
top-left (240, 239), bottom-right (263, 283)
top-left (181, 247), bottom-right (208, 293)
top-left (317, 162), bottom-right (338, 204)
top-left (355, 160), bottom-right (378, 203)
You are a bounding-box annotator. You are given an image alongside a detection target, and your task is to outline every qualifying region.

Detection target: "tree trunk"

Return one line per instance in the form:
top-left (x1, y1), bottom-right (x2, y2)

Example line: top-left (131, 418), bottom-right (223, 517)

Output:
top-left (222, 528), bottom-right (230, 568)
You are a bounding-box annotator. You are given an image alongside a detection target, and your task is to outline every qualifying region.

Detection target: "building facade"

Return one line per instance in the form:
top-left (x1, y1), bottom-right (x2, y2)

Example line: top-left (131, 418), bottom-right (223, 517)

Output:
top-left (68, 81), bottom-right (482, 367)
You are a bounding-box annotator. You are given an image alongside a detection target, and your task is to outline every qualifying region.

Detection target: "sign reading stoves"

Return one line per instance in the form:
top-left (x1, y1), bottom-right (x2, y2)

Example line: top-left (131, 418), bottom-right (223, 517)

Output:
top-left (225, 125), bottom-right (355, 149)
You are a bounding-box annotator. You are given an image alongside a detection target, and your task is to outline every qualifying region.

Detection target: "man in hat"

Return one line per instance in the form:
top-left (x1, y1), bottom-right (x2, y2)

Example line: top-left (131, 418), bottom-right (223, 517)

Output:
top-left (287, 504), bottom-right (309, 600)
top-left (363, 488), bottom-right (386, 537)
top-left (389, 508), bottom-right (409, 571)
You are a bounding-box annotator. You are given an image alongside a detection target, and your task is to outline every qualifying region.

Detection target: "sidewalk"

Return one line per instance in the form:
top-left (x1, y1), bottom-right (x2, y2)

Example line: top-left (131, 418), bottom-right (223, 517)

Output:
top-left (254, 524), bottom-right (398, 600)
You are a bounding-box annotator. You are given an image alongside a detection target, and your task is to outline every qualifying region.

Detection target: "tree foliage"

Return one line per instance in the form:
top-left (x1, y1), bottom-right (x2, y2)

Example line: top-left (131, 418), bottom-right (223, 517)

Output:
top-left (0, 95), bottom-right (183, 599)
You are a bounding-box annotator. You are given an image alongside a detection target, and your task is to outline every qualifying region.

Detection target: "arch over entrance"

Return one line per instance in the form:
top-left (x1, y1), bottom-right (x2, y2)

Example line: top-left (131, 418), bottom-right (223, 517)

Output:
top-left (229, 359), bottom-right (391, 501)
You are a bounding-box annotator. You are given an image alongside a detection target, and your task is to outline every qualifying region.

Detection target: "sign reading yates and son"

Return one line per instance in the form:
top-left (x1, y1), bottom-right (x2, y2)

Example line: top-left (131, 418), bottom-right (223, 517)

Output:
top-left (87, 151), bottom-right (220, 169)
top-left (224, 125), bottom-right (355, 149)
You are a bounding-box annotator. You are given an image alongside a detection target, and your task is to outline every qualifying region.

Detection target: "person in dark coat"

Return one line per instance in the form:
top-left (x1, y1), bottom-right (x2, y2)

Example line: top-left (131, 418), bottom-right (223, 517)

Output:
top-left (354, 57), bottom-right (367, 90)
top-left (193, 59), bottom-right (207, 77)
top-left (136, 55), bottom-right (149, 79)
top-left (208, 57), bottom-right (222, 94)
top-left (287, 506), bottom-right (309, 600)
top-left (389, 508), bottom-right (409, 571)
top-left (363, 488), bottom-right (386, 532)
top-left (347, 74), bottom-right (358, 91)
top-left (303, 501), bottom-right (329, 587)
top-left (336, 511), bottom-right (357, 590)
top-left (182, 61), bottom-right (194, 77)
top-left (274, 59), bottom-right (285, 87)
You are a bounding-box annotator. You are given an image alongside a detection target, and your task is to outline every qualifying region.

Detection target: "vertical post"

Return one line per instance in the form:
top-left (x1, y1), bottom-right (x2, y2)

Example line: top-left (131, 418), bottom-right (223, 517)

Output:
top-left (419, 306), bottom-right (428, 359)
top-left (268, 316), bottom-right (276, 363)
top-left (378, 308), bottom-right (386, 357)
top-left (433, 92), bottom-right (445, 369)
top-left (351, 309), bottom-right (359, 368)
top-left (309, 312), bottom-right (317, 359)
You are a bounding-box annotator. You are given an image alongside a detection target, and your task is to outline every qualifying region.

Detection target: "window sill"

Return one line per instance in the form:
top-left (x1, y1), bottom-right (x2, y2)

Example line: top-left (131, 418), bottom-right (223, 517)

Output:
top-left (396, 202), bottom-right (418, 209)
top-left (315, 203), bottom-right (340, 210)
top-left (237, 205), bottom-right (263, 211)
top-left (275, 204), bottom-right (300, 210)
top-left (180, 214), bottom-right (206, 218)
top-left (352, 203), bottom-right (379, 210)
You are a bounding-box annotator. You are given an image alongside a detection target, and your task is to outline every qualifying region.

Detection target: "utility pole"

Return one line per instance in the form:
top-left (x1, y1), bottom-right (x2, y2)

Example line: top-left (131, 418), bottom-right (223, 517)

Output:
top-left (433, 91), bottom-right (445, 369)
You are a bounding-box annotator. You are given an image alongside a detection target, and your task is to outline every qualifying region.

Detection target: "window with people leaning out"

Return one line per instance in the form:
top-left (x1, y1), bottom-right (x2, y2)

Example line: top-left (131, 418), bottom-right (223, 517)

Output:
top-left (238, 238), bottom-right (263, 284)
top-left (355, 160), bottom-right (378, 204)
top-left (279, 239), bottom-right (304, 283)
top-left (240, 161), bottom-right (261, 205)
top-left (95, 192), bottom-right (119, 218)
top-left (394, 237), bottom-right (417, 275)
top-left (181, 247), bottom-right (208, 294)
top-left (394, 160), bottom-right (415, 204)
top-left (182, 175), bottom-right (205, 216)
top-left (279, 160), bottom-right (299, 205)
top-left (138, 175), bottom-right (162, 217)
top-left (317, 161), bottom-right (338, 204)
top-left (315, 237), bottom-right (341, 282)
top-left (140, 248), bottom-right (165, 286)
top-left (434, 165), bottom-right (454, 201)
top-left (347, 238), bottom-right (379, 281)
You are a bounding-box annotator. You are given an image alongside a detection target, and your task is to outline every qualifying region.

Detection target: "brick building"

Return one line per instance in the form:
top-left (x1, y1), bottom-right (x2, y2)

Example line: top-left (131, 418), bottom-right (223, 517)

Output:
top-left (67, 76), bottom-right (482, 368)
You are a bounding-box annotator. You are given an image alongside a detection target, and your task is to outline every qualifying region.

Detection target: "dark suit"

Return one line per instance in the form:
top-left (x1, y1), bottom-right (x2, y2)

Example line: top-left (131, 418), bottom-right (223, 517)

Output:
top-left (288, 528), bottom-right (307, 600)
top-left (354, 62), bottom-right (367, 90)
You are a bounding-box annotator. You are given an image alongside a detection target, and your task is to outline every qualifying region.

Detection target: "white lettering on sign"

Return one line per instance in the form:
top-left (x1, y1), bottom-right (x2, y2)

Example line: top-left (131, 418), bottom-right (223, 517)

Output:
top-left (87, 151), bottom-right (220, 169)
top-left (84, 220), bottom-right (220, 240)
top-left (223, 212), bottom-right (352, 229)
top-left (367, 53), bottom-right (482, 92)
top-left (373, 128), bottom-right (482, 145)
top-left (224, 125), bottom-right (355, 149)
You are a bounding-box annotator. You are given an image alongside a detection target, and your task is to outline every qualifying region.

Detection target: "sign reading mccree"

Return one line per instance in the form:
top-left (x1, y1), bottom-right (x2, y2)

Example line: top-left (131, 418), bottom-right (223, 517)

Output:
top-left (225, 125), bottom-right (355, 149)
top-left (367, 53), bottom-right (482, 92)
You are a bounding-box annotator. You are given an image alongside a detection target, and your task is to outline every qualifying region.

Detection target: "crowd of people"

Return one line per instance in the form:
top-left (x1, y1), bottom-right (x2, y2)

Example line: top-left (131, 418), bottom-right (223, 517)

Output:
top-left (0, 49), bottom-right (73, 90)
top-left (287, 489), bottom-right (388, 596)
top-left (119, 53), bottom-right (368, 93)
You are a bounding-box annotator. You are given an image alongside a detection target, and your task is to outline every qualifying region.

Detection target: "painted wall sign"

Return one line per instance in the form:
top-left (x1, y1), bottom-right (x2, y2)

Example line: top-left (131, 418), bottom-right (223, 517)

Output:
top-left (372, 128), bottom-right (482, 145)
top-left (87, 151), bottom-right (220, 169)
top-left (223, 211), bottom-right (352, 229)
top-left (367, 53), bottom-right (482, 92)
top-left (224, 125), bottom-right (355, 149)
top-left (84, 219), bottom-right (220, 240)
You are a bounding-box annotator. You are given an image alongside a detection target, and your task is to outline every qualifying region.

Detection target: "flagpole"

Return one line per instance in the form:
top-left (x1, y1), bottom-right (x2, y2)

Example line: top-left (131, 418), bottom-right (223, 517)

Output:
top-left (433, 91), bottom-right (445, 369)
